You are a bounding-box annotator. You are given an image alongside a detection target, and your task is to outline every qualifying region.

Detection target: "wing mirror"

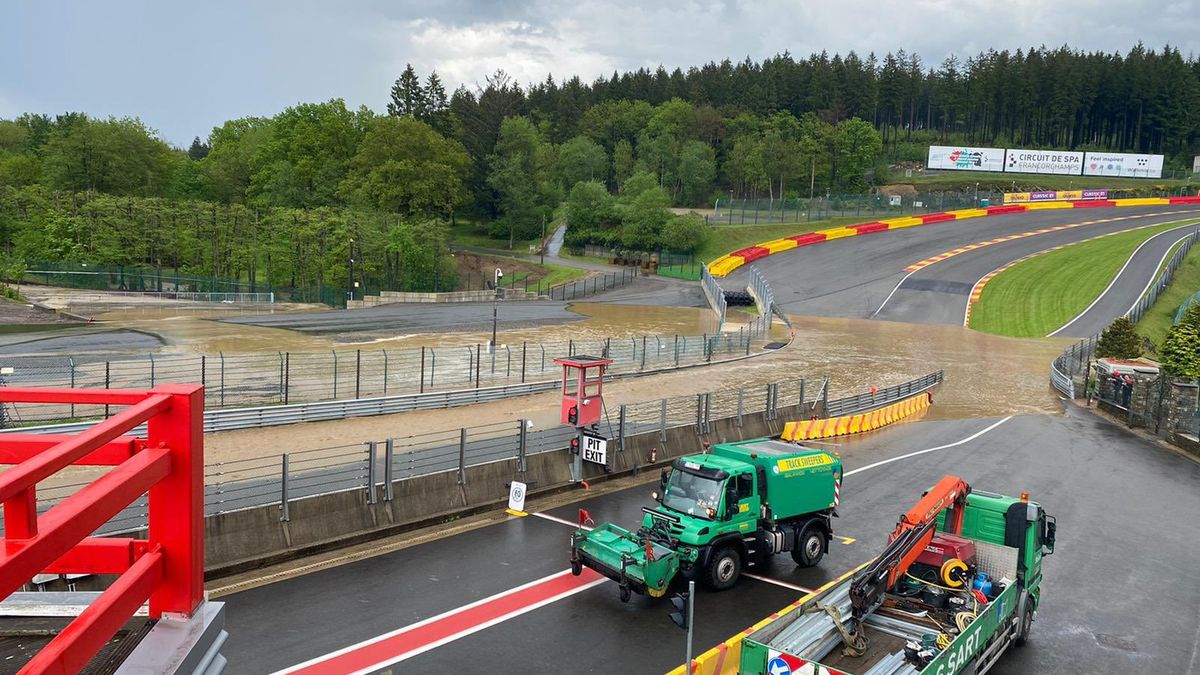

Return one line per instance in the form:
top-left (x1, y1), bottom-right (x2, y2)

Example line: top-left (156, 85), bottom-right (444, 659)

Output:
top-left (1044, 516), bottom-right (1056, 554)
top-left (659, 469), bottom-right (668, 491)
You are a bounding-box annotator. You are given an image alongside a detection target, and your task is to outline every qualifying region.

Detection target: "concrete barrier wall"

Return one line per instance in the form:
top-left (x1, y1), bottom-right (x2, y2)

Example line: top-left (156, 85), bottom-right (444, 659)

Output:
top-left (203, 399), bottom-right (821, 574)
top-left (347, 289), bottom-right (542, 308)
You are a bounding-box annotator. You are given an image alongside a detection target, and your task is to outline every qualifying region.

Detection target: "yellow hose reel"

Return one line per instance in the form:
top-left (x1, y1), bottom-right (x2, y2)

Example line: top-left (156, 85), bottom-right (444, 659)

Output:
top-left (940, 558), bottom-right (970, 588)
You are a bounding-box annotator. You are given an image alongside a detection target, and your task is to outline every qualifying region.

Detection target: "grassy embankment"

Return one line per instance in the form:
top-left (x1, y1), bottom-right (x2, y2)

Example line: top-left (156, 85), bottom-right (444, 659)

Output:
top-left (1135, 243), bottom-right (1200, 349)
top-left (907, 171), bottom-right (1196, 193)
top-left (969, 219), bottom-right (1200, 337)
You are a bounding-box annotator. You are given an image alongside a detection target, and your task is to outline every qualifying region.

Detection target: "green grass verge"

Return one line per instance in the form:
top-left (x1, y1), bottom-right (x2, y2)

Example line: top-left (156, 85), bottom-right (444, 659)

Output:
top-left (1136, 243), bottom-right (1200, 349)
top-left (970, 219), bottom-right (1200, 337)
top-left (448, 218), bottom-right (536, 251)
top-left (537, 263), bottom-right (590, 288)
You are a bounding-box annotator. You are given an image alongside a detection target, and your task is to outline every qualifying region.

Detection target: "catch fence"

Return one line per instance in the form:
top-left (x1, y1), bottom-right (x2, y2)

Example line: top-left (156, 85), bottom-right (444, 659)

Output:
top-left (10, 371), bottom-right (943, 535)
top-left (0, 327), bottom-right (772, 427)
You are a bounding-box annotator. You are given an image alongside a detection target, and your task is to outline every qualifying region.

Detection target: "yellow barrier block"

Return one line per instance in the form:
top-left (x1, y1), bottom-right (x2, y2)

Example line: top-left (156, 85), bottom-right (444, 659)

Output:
top-left (708, 255), bottom-right (744, 277)
top-left (881, 216), bottom-right (924, 229)
top-left (814, 418), bottom-right (831, 438)
top-left (781, 421), bottom-right (796, 440)
top-left (818, 226), bottom-right (858, 241)
top-left (759, 238), bottom-right (799, 254)
top-left (1115, 197), bottom-right (1170, 206)
top-left (835, 416), bottom-right (851, 436)
top-left (948, 208), bottom-right (987, 219)
top-left (864, 410), bottom-right (878, 431)
top-left (1023, 201), bottom-right (1074, 210)
top-left (849, 414), bottom-right (863, 434)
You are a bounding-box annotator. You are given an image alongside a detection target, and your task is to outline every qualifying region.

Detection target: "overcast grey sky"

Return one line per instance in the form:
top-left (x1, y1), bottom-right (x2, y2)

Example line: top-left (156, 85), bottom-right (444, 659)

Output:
top-left (3, 0), bottom-right (1198, 147)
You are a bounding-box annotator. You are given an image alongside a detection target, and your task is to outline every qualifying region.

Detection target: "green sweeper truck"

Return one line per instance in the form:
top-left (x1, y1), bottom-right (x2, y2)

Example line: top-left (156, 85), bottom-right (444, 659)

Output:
top-left (570, 438), bottom-right (844, 602)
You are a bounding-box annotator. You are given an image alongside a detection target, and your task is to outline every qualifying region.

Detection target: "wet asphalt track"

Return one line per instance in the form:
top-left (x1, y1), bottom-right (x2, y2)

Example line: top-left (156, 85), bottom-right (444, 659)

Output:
top-left (723, 205), bottom-right (1200, 334)
top-left (221, 406), bottom-right (1200, 674)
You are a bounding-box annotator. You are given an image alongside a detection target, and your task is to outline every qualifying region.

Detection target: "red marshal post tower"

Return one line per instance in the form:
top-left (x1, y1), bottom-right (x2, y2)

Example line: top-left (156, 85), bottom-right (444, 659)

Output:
top-left (554, 355), bottom-right (613, 481)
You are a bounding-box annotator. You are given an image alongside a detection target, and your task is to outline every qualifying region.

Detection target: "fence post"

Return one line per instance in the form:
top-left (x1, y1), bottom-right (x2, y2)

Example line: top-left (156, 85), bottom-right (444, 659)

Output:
top-left (695, 394), bottom-right (704, 434)
top-left (149, 353), bottom-right (156, 387)
top-left (521, 342), bottom-right (527, 384)
top-left (765, 384), bottom-right (773, 421)
top-left (382, 349), bottom-right (389, 395)
top-left (219, 352), bottom-right (226, 408)
top-left (506, 345), bottom-right (511, 377)
top-left (384, 438), bottom-right (394, 502)
top-left (822, 376), bottom-right (830, 415)
top-left (618, 404), bottom-right (627, 453)
top-left (284, 352), bottom-right (290, 404)
top-left (518, 419), bottom-right (528, 480)
top-left (278, 352), bottom-right (285, 403)
top-left (458, 427), bottom-right (467, 485)
top-left (674, 335), bottom-right (680, 365)
top-left (475, 344), bottom-right (481, 388)
top-left (704, 393), bottom-right (711, 433)
top-left (660, 398), bottom-right (668, 442)
top-left (737, 387), bottom-right (744, 427)
top-left (640, 336), bottom-right (647, 370)
top-left (331, 350), bottom-right (338, 400)
top-left (356, 349), bottom-right (362, 399)
top-left (799, 378), bottom-right (806, 411)
top-left (366, 441), bottom-right (377, 504)
top-left (105, 361), bottom-right (111, 418)
top-left (68, 357), bottom-right (76, 419)
top-left (279, 453), bottom-right (290, 522)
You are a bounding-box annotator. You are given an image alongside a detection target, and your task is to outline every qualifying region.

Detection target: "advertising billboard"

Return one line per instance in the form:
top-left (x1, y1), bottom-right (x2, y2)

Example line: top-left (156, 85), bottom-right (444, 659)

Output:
top-left (1083, 152), bottom-right (1163, 178)
top-left (1004, 149), bottom-right (1084, 175)
top-left (1004, 189), bottom-right (1108, 204)
top-left (927, 145), bottom-right (1005, 172)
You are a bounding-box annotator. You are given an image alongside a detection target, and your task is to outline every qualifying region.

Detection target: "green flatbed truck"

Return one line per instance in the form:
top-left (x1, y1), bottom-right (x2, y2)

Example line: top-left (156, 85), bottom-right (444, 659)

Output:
top-left (570, 438), bottom-right (843, 601)
top-left (738, 479), bottom-right (1056, 675)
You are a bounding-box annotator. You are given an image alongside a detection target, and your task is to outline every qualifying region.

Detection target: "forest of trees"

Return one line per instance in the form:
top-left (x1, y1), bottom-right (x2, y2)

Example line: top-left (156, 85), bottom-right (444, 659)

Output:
top-left (1, 44), bottom-right (1198, 293)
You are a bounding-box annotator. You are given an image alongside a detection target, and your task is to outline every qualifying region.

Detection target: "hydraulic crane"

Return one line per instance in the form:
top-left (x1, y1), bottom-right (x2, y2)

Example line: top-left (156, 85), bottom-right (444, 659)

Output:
top-left (846, 475), bottom-right (971, 640)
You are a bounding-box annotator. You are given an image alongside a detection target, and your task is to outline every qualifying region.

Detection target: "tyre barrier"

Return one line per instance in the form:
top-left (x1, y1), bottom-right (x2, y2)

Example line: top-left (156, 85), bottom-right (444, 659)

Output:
top-left (707, 195), bottom-right (1200, 277)
top-left (780, 390), bottom-right (933, 441)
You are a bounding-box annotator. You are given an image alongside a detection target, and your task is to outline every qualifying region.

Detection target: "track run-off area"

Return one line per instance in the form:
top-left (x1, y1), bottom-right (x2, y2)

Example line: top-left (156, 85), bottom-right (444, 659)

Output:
top-left (219, 406), bottom-right (1200, 674)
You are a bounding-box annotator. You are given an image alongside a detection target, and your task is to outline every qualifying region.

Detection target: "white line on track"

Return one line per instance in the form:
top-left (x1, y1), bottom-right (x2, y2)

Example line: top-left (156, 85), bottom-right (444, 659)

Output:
top-left (1122, 230), bottom-right (1198, 317)
top-left (844, 416), bottom-right (1012, 477)
top-left (743, 573), bottom-right (815, 593)
top-left (1048, 224), bottom-right (1199, 336)
top-left (273, 569), bottom-right (604, 674)
top-left (871, 269), bottom-right (916, 317)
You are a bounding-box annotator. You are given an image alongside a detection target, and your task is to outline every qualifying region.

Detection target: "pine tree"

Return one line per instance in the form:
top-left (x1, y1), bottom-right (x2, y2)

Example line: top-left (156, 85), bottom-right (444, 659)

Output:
top-left (388, 64), bottom-right (429, 119)
top-left (1097, 317), bottom-right (1142, 360)
top-left (187, 136), bottom-right (210, 160)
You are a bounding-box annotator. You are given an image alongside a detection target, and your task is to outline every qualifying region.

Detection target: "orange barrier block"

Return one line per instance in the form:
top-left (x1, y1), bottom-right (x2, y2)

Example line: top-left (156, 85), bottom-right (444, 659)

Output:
top-left (1023, 201), bottom-right (1074, 210)
top-left (835, 417), bottom-right (851, 436)
top-left (947, 208), bottom-right (987, 219)
top-left (849, 414), bottom-right (863, 434)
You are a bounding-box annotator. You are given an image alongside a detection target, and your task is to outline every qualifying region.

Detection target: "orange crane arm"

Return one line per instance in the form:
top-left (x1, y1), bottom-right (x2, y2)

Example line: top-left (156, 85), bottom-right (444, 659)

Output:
top-left (850, 475), bottom-right (971, 621)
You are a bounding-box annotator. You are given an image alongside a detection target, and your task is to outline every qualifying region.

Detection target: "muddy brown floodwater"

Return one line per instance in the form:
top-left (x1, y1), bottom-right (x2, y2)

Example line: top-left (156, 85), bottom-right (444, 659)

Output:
top-left (202, 314), bottom-right (1068, 464)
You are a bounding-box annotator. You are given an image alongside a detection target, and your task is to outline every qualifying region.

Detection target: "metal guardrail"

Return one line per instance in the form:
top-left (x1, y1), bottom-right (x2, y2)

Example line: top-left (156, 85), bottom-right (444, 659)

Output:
top-left (824, 370), bottom-right (944, 417)
top-left (700, 264), bottom-right (728, 332)
top-left (544, 267), bottom-right (637, 301)
top-left (14, 371), bottom-right (945, 536)
top-left (1049, 229), bottom-right (1197, 398)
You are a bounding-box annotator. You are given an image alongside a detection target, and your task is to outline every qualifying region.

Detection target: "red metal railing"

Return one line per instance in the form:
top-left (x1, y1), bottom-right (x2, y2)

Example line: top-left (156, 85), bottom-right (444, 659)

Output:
top-left (0, 384), bottom-right (204, 675)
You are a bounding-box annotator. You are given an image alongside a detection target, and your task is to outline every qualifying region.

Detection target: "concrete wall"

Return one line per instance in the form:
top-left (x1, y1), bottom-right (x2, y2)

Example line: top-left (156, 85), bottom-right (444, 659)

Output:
top-left (203, 399), bottom-right (822, 575)
top-left (347, 289), bottom-right (542, 308)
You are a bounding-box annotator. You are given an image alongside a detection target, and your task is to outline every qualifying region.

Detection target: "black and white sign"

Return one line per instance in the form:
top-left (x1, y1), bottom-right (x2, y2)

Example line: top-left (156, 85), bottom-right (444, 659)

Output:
top-left (1083, 152), bottom-right (1163, 178)
top-left (581, 433), bottom-right (608, 465)
top-left (1004, 148), bottom-right (1084, 175)
top-left (507, 480), bottom-right (527, 513)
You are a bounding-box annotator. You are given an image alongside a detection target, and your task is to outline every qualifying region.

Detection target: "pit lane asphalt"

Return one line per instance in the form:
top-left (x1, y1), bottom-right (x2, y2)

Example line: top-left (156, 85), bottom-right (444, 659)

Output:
top-left (722, 205), bottom-right (1200, 331)
top-left (220, 405), bottom-right (1200, 674)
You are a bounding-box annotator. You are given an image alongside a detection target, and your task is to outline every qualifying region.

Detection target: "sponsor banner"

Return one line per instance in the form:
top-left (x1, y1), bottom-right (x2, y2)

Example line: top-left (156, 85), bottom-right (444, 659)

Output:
top-left (927, 145), bottom-right (1005, 172)
top-left (1084, 151), bottom-right (1163, 178)
top-left (1005, 148), bottom-right (1084, 175)
top-left (1004, 189), bottom-right (1108, 203)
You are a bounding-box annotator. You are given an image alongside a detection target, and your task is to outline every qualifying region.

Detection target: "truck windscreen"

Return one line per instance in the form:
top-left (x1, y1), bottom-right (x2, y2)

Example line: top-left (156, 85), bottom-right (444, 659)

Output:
top-left (663, 471), bottom-right (724, 519)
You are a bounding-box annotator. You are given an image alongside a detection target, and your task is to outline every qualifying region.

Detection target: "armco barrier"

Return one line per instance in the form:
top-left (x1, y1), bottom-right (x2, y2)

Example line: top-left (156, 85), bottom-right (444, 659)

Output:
top-left (709, 195), bottom-right (1200, 277)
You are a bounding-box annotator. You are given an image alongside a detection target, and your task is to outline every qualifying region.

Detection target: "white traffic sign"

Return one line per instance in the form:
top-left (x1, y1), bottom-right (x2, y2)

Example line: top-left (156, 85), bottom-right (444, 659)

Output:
top-left (581, 434), bottom-right (607, 465)
top-left (507, 481), bottom-right (527, 514)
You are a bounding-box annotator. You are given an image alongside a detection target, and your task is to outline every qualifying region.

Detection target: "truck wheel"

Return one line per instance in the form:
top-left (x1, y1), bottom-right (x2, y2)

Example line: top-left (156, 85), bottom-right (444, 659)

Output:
top-left (1015, 603), bottom-right (1034, 646)
top-left (706, 546), bottom-right (742, 590)
top-left (571, 559), bottom-right (582, 576)
top-left (790, 525), bottom-right (825, 568)
top-left (619, 585), bottom-right (632, 603)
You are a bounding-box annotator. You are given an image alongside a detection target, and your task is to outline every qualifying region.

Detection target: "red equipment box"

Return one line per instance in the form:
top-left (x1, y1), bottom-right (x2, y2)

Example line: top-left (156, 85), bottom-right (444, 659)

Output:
top-left (554, 355), bottom-right (612, 428)
top-left (917, 532), bottom-right (977, 568)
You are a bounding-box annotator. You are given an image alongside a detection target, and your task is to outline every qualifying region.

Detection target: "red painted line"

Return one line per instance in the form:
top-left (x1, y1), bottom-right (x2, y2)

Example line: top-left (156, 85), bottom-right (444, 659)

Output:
top-left (276, 568), bottom-right (605, 675)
